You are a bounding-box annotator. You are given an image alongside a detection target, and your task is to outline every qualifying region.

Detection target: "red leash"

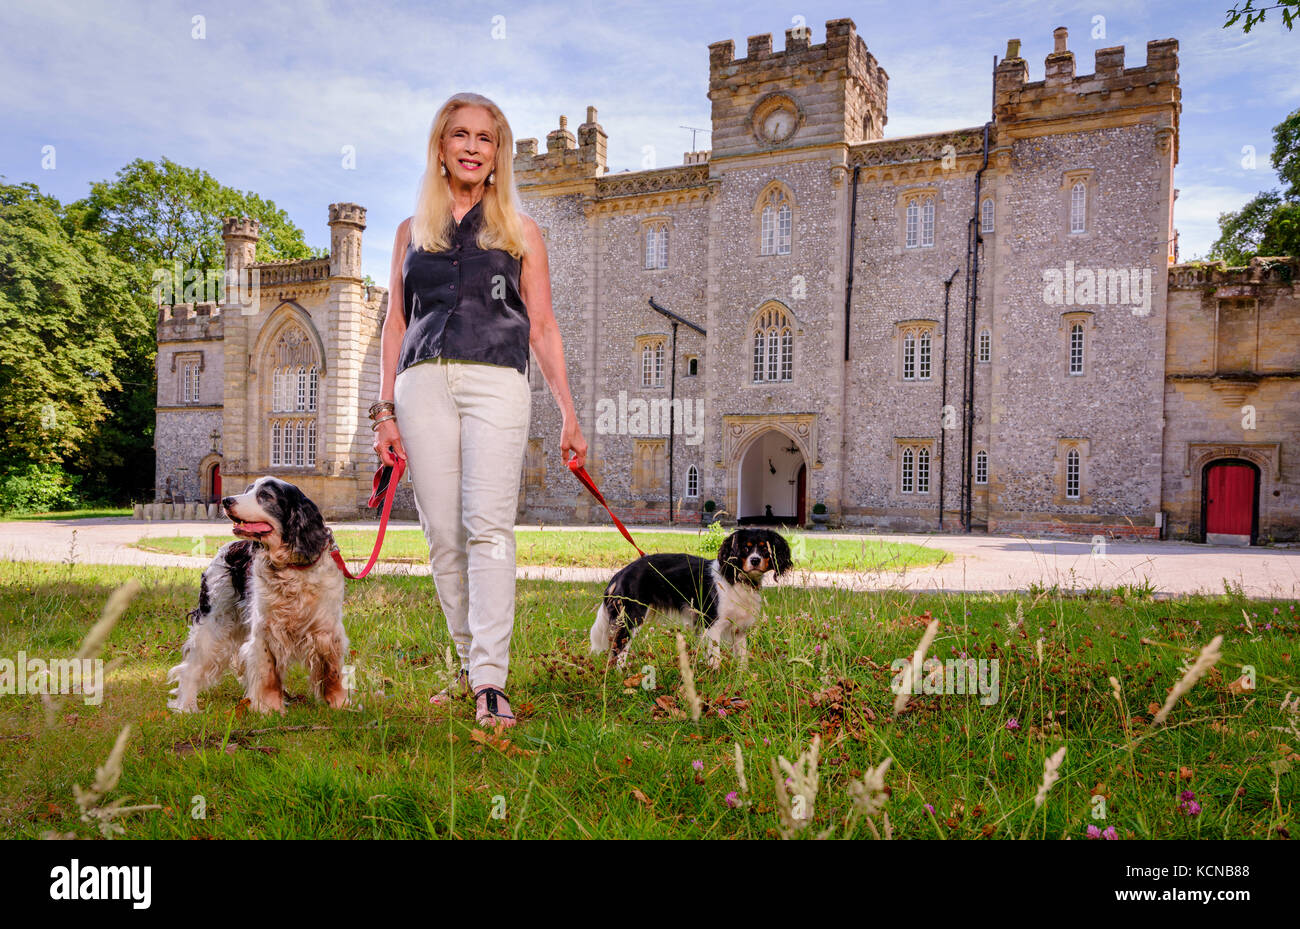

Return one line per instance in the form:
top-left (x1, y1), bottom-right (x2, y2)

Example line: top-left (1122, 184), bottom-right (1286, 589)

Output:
top-left (328, 456), bottom-right (407, 579)
top-left (323, 455), bottom-right (639, 578)
top-left (567, 458), bottom-right (645, 557)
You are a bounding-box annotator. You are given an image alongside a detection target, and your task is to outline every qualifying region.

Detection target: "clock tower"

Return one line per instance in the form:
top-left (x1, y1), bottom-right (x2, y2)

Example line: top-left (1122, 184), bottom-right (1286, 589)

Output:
top-left (707, 18), bottom-right (888, 160)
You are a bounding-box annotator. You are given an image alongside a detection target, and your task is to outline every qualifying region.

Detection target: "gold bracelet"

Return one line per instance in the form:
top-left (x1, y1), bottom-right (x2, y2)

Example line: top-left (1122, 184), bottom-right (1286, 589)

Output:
top-left (368, 400), bottom-right (396, 420)
top-left (370, 414), bottom-right (397, 431)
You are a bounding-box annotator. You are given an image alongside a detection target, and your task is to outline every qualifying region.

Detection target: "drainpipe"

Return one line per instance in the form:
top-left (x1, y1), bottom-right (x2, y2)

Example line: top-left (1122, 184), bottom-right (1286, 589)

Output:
top-left (844, 164), bottom-right (861, 363)
top-left (962, 121), bottom-right (990, 533)
top-left (938, 268), bottom-right (960, 530)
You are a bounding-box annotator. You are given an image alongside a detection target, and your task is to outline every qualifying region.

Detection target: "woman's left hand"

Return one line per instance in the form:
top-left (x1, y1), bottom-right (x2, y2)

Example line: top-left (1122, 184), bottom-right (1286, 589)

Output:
top-left (561, 413), bottom-right (587, 470)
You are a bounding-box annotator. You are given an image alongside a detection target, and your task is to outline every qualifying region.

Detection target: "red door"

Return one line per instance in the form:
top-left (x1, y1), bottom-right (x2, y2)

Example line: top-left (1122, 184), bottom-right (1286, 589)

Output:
top-left (1206, 462), bottom-right (1254, 537)
top-left (212, 464), bottom-right (222, 503)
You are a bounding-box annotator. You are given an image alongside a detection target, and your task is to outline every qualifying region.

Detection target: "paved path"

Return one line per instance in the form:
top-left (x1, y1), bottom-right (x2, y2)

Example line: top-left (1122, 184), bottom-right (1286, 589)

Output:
top-left (1, 517), bottom-right (1297, 599)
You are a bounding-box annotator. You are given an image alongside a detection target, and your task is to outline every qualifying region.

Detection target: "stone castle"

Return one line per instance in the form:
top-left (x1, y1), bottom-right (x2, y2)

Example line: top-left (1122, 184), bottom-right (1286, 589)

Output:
top-left (154, 17), bottom-right (1300, 544)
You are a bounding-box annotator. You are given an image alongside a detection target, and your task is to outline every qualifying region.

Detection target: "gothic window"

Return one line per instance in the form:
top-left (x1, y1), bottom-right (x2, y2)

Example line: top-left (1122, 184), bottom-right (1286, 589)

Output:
top-left (1070, 182), bottom-right (1087, 234)
top-left (633, 439), bottom-right (667, 493)
top-left (981, 198), bottom-right (995, 233)
top-left (644, 221), bottom-right (669, 269)
top-left (1066, 448), bottom-right (1080, 499)
top-left (752, 305), bottom-right (793, 383)
top-left (899, 323), bottom-right (936, 382)
top-left (898, 440), bottom-right (934, 495)
top-left (686, 465), bottom-right (699, 498)
top-left (760, 187), bottom-right (792, 256)
top-left (975, 450), bottom-right (988, 485)
top-left (640, 339), bottom-right (665, 388)
top-left (903, 192), bottom-right (936, 248)
top-left (268, 324), bottom-right (319, 468)
top-left (978, 329), bottom-right (991, 363)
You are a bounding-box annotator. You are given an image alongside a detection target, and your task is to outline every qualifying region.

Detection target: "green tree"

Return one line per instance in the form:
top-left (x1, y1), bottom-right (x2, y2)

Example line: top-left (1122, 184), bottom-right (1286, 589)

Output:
top-left (0, 180), bottom-right (152, 507)
top-left (70, 156), bottom-right (325, 304)
top-left (1208, 108), bottom-right (1300, 263)
top-left (1224, 1), bottom-right (1299, 33)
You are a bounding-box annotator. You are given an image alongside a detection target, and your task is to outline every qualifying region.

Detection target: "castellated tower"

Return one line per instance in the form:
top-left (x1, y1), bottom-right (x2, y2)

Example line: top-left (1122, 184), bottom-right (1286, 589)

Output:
top-left (328, 202), bottom-right (366, 279)
top-left (221, 216), bottom-right (259, 283)
top-left (706, 17), bottom-right (888, 159)
top-left (979, 26), bottom-right (1180, 535)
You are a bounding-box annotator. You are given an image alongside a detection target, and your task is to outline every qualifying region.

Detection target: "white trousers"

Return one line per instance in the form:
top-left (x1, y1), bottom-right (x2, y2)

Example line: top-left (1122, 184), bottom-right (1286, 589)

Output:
top-left (393, 357), bottom-right (531, 691)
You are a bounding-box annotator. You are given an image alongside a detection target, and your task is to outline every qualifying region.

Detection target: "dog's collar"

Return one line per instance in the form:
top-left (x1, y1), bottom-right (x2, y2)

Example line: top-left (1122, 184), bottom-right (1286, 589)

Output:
top-left (281, 546), bottom-right (330, 570)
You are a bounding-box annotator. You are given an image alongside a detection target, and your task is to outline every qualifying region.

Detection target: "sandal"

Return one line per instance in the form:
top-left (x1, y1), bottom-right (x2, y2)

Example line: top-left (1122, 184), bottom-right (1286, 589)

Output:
top-left (475, 686), bottom-right (516, 728)
top-left (429, 669), bottom-right (470, 706)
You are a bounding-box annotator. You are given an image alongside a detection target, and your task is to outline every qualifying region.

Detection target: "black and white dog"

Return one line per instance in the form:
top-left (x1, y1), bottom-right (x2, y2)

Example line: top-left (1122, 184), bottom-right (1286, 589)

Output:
top-left (166, 476), bottom-right (349, 714)
top-left (590, 528), bottom-right (792, 670)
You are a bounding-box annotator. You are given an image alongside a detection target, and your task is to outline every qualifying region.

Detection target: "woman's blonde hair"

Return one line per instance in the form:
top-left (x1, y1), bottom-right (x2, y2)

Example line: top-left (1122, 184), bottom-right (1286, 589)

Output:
top-left (410, 92), bottom-right (529, 259)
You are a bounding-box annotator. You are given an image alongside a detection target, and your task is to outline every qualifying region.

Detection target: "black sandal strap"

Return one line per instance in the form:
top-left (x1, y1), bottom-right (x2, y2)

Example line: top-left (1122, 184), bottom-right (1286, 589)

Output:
top-left (478, 687), bottom-right (515, 719)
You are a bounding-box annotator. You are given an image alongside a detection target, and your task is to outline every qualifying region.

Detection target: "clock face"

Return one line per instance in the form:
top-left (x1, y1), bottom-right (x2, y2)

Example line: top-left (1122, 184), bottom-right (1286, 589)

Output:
top-left (763, 107), bottom-right (795, 142)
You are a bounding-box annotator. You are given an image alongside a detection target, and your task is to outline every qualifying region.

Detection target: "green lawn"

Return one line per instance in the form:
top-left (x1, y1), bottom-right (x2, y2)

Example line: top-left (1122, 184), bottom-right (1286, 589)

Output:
top-left (131, 528), bottom-right (952, 573)
top-left (0, 559), bottom-right (1295, 839)
top-left (2, 507), bottom-right (134, 520)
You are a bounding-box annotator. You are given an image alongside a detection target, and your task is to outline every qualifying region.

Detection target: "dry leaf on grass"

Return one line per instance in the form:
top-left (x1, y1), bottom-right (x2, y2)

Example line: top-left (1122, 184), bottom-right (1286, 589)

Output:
top-left (469, 727), bottom-right (538, 757)
top-left (631, 787), bottom-right (652, 807)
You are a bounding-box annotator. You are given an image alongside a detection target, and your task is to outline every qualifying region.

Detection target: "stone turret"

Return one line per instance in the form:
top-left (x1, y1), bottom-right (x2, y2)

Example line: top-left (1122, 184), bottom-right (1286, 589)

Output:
top-left (221, 217), bottom-right (259, 277)
top-left (328, 202), bottom-right (366, 280)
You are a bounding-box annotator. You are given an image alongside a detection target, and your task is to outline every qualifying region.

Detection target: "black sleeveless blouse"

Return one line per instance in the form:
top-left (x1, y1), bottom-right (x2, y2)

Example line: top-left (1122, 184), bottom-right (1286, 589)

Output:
top-left (398, 199), bottom-right (531, 376)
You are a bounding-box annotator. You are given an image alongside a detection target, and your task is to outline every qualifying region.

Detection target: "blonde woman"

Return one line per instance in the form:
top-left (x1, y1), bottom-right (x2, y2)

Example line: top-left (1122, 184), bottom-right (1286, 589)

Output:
top-left (372, 93), bottom-right (587, 727)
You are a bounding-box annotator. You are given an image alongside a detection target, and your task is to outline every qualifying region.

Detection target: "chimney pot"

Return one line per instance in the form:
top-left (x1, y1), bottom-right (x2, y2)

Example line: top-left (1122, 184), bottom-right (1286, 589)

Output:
top-left (1053, 26), bottom-right (1068, 53)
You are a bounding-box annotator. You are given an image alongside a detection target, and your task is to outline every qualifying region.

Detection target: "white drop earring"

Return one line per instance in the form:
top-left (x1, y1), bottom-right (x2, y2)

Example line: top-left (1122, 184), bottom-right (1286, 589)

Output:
top-left (439, 160), bottom-right (447, 177)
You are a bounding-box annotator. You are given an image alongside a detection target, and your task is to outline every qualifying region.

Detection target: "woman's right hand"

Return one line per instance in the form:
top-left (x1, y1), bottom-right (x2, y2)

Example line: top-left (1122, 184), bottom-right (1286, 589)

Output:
top-left (373, 418), bottom-right (408, 467)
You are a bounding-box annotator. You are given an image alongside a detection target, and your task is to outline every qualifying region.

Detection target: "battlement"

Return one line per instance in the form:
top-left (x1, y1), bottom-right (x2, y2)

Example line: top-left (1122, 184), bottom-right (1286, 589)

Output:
top-left (1168, 257), bottom-right (1298, 291)
top-left (994, 26), bottom-right (1179, 140)
top-left (514, 105), bottom-right (608, 187)
top-left (707, 17), bottom-right (887, 95)
top-left (221, 216), bottom-right (260, 240)
top-left (328, 202), bottom-right (366, 228)
top-left (683, 150), bottom-right (710, 165)
top-left (156, 301), bottom-right (224, 342)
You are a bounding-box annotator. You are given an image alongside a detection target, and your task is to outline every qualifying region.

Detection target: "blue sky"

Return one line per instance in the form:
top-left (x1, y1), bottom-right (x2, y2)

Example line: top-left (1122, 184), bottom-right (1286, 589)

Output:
top-left (2, 0), bottom-right (1296, 285)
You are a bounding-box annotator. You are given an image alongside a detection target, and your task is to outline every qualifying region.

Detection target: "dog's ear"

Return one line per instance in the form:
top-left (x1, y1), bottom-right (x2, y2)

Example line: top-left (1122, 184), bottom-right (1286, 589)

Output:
top-left (766, 530), bottom-right (793, 578)
top-left (281, 484), bottom-right (330, 562)
top-left (717, 530), bottom-right (742, 585)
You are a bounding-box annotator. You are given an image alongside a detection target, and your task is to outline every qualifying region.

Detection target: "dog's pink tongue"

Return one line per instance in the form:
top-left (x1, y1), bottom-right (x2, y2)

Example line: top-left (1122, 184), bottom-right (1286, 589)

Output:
top-left (235, 521), bottom-right (273, 534)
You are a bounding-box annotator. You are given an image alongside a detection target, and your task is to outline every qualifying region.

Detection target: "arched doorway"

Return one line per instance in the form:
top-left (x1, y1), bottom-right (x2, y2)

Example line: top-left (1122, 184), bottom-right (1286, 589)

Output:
top-left (736, 428), bottom-right (806, 526)
top-left (1201, 458), bottom-right (1259, 546)
top-left (199, 455), bottom-right (223, 504)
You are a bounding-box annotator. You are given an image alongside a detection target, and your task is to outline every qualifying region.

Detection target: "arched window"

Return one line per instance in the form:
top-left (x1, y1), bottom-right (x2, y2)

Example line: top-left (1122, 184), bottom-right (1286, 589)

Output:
top-left (641, 340), bottom-right (665, 387)
top-left (644, 222), bottom-right (668, 269)
top-left (917, 446), bottom-right (931, 494)
top-left (1070, 182), bottom-right (1086, 234)
top-left (1069, 322), bottom-right (1085, 375)
top-left (760, 187), bottom-right (792, 255)
top-left (904, 195), bottom-right (936, 248)
top-left (981, 198), bottom-right (995, 233)
top-left (1066, 448), bottom-right (1080, 499)
top-left (752, 305), bottom-right (793, 382)
top-left (978, 329), bottom-right (991, 363)
top-left (900, 324), bottom-right (935, 381)
top-left (686, 465), bottom-right (699, 498)
top-left (268, 324), bottom-right (320, 468)
top-left (975, 450), bottom-right (988, 485)
top-left (901, 447), bottom-right (914, 494)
